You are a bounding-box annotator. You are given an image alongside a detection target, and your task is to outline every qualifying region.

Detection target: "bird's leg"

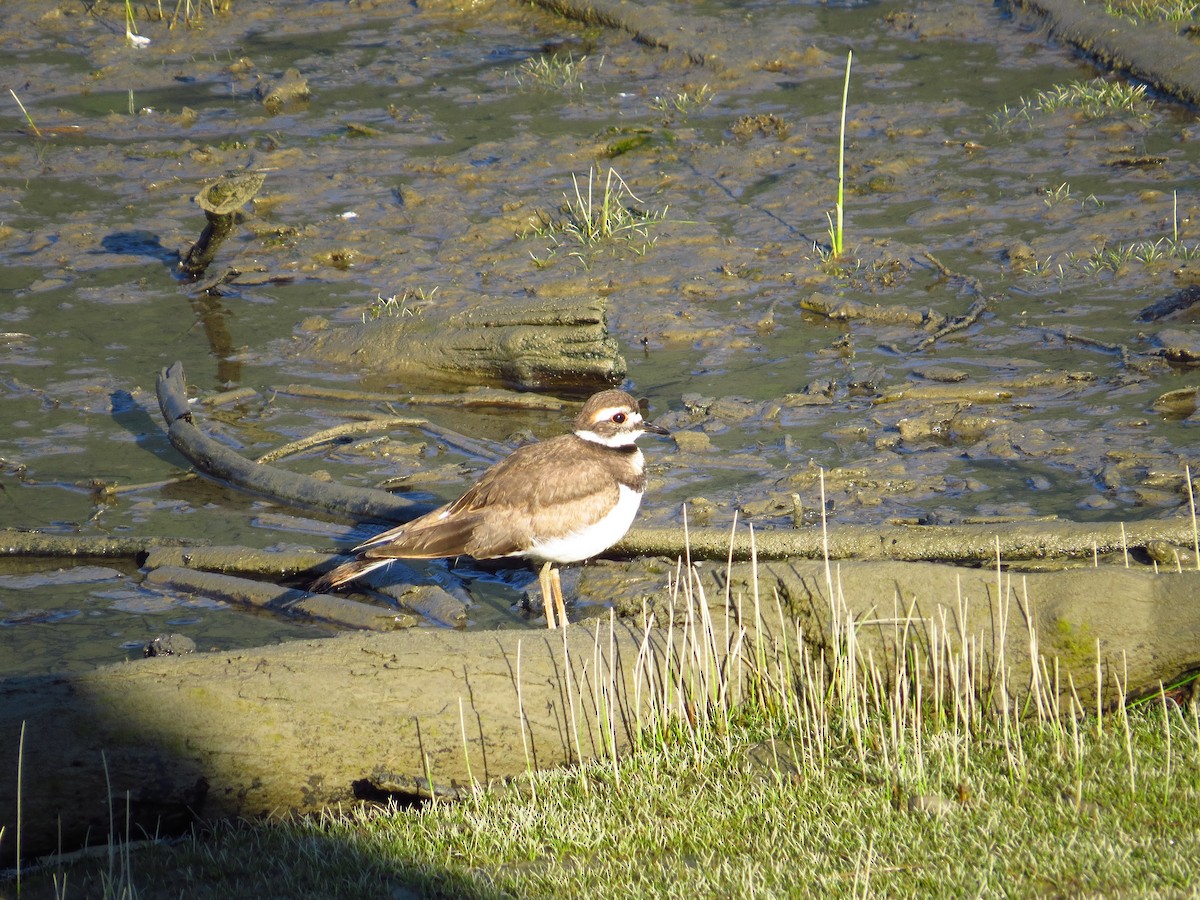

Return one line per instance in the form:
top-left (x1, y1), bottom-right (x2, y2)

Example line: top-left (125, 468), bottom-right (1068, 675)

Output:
top-left (550, 566), bottom-right (566, 630)
top-left (539, 560), bottom-right (557, 629)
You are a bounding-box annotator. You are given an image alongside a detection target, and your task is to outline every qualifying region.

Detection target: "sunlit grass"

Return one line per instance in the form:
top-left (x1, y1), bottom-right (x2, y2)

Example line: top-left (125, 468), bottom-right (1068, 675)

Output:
top-left (1012, 189), bottom-right (1197, 279)
top-left (1084, 236), bottom-right (1200, 274)
top-left (165, 0), bottom-right (232, 27)
top-left (823, 51), bottom-right (853, 264)
top-left (649, 84), bottom-right (714, 122)
top-left (361, 287), bottom-right (434, 323)
top-left (511, 53), bottom-right (600, 94)
top-left (1105, 0), bottom-right (1199, 24)
top-left (523, 166), bottom-right (668, 267)
top-left (8, 88), bottom-right (41, 139)
top-left (991, 77), bottom-right (1153, 129)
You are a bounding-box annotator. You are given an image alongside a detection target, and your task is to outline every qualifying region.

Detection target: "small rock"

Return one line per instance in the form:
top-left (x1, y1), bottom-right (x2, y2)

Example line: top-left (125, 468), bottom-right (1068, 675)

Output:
top-left (1152, 387), bottom-right (1198, 417)
top-left (672, 430), bottom-right (711, 453)
top-left (1145, 541), bottom-right (1197, 570)
top-left (144, 634), bottom-right (197, 658)
top-left (257, 68), bottom-right (311, 111)
top-left (915, 366), bottom-right (969, 383)
top-left (1157, 328), bottom-right (1200, 362)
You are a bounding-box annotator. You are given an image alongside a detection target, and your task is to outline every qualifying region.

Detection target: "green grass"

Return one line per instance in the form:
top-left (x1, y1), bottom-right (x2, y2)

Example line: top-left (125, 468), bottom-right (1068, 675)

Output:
top-left (8, 89), bottom-right (42, 139)
top-left (1083, 236), bottom-right (1200, 274)
top-left (524, 166), bottom-right (668, 267)
top-left (1009, 188), bottom-right (1197, 280)
top-left (511, 54), bottom-right (600, 94)
top-left (991, 77), bottom-right (1154, 130)
top-left (12, 699), bottom-right (1199, 898)
top-left (1105, 0), bottom-right (1199, 24)
top-left (824, 51), bottom-right (853, 263)
top-left (649, 85), bottom-right (714, 123)
top-left (361, 287), bottom-right (434, 322)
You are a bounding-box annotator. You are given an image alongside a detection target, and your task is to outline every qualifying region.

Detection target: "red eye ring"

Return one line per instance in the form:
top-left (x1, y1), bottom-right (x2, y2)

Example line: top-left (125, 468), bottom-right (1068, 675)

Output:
top-left (612, 412), bottom-right (626, 424)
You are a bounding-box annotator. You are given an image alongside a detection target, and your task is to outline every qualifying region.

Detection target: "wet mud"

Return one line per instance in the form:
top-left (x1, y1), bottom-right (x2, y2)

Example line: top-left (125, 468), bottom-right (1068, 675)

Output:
top-left (0, 0), bottom-right (1198, 675)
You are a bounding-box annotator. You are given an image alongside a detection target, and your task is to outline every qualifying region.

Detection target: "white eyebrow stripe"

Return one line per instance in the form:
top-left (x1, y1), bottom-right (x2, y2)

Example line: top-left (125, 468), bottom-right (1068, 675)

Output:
top-left (591, 405), bottom-right (638, 421)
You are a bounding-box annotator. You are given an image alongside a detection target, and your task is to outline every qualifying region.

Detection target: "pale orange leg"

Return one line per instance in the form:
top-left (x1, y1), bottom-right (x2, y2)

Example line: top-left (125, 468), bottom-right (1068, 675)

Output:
top-left (550, 566), bottom-right (566, 630)
top-left (539, 560), bottom-right (557, 629)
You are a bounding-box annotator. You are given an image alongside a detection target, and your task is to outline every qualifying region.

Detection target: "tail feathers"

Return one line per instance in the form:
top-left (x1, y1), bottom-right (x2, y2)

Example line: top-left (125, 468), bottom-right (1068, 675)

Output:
top-left (309, 557), bottom-right (393, 593)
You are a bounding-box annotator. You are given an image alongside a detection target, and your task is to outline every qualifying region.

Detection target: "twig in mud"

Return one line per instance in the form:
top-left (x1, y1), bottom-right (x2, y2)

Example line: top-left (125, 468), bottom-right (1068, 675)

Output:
top-left (271, 383), bottom-right (568, 412)
top-left (912, 252), bottom-right (995, 351)
top-left (416, 421), bottom-right (504, 465)
top-left (105, 474), bottom-right (198, 494)
top-left (922, 251), bottom-right (988, 297)
top-left (1048, 329), bottom-right (1169, 373)
top-left (199, 386), bottom-right (259, 408)
top-left (914, 296), bottom-right (993, 351)
top-left (255, 416), bottom-right (427, 465)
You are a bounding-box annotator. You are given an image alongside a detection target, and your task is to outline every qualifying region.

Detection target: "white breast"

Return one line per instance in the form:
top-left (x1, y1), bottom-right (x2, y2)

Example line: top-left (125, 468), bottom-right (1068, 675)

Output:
top-left (530, 483), bottom-right (644, 564)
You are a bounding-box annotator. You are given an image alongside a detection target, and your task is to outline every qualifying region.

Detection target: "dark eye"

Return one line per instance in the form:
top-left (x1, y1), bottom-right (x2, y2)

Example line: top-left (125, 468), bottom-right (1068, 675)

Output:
top-left (612, 412), bottom-right (626, 424)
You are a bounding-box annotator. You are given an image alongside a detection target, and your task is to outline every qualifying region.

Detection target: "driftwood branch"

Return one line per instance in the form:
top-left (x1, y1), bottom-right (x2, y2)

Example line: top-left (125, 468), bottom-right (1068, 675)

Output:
top-left (143, 566), bottom-right (408, 631)
top-left (157, 362), bottom-right (432, 523)
top-left (254, 415), bottom-right (427, 465)
top-left (0, 531), bottom-right (199, 559)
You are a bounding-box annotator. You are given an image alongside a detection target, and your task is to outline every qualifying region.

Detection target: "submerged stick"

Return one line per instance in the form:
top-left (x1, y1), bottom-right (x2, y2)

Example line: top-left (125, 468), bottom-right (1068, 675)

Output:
top-left (143, 566), bottom-right (409, 631)
top-left (156, 361), bottom-right (433, 523)
top-left (179, 172), bottom-right (265, 278)
top-left (0, 531), bottom-right (198, 559)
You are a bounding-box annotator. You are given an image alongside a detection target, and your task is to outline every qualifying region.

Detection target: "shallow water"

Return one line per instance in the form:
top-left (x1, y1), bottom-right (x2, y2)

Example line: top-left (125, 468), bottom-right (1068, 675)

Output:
top-left (1, 0), bottom-right (1197, 674)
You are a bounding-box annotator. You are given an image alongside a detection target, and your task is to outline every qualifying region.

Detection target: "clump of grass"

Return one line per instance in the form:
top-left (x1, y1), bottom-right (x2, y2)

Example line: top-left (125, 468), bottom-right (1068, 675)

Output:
top-left (991, 77), bottom-right (1153, 129)
top-left (1083, 236), bottom-right (1200, 273)
top-left (729, 113), bottom-right (790, 141)
top-left (1084, 193), bottom-right (1199, 273)
top-left (1037, 79), bottom-right (1152, 115)
top-left (524, 166), bottom-right (668, 265)
top-left (1043, 182), bottom-right (1071, 206)
top-left (649, 84), bottom-right (714, 122)
top-left (362, 287), bottom-right (434, 322)
top-left (1105, 0), bottom-right (1199, 24)
top-left (511, 53), bottom-right (600, 93)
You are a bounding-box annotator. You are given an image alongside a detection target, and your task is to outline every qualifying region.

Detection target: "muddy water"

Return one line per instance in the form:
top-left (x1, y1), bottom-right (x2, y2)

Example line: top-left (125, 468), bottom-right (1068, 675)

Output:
top-left (0, 0), bottom-right (1197, 675)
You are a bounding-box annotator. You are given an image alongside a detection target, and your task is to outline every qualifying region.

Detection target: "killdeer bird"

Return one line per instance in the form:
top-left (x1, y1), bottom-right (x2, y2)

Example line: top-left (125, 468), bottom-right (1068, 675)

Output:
top-left (310, 390), bottom-right (669, 628)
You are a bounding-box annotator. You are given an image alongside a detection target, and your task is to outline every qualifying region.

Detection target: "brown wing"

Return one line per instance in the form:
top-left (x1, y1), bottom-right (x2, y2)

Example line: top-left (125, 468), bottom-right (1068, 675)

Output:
top-left (454, 435), bottom-right (624, 558)
top-left (350, 434), bottom-right (625, 562)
